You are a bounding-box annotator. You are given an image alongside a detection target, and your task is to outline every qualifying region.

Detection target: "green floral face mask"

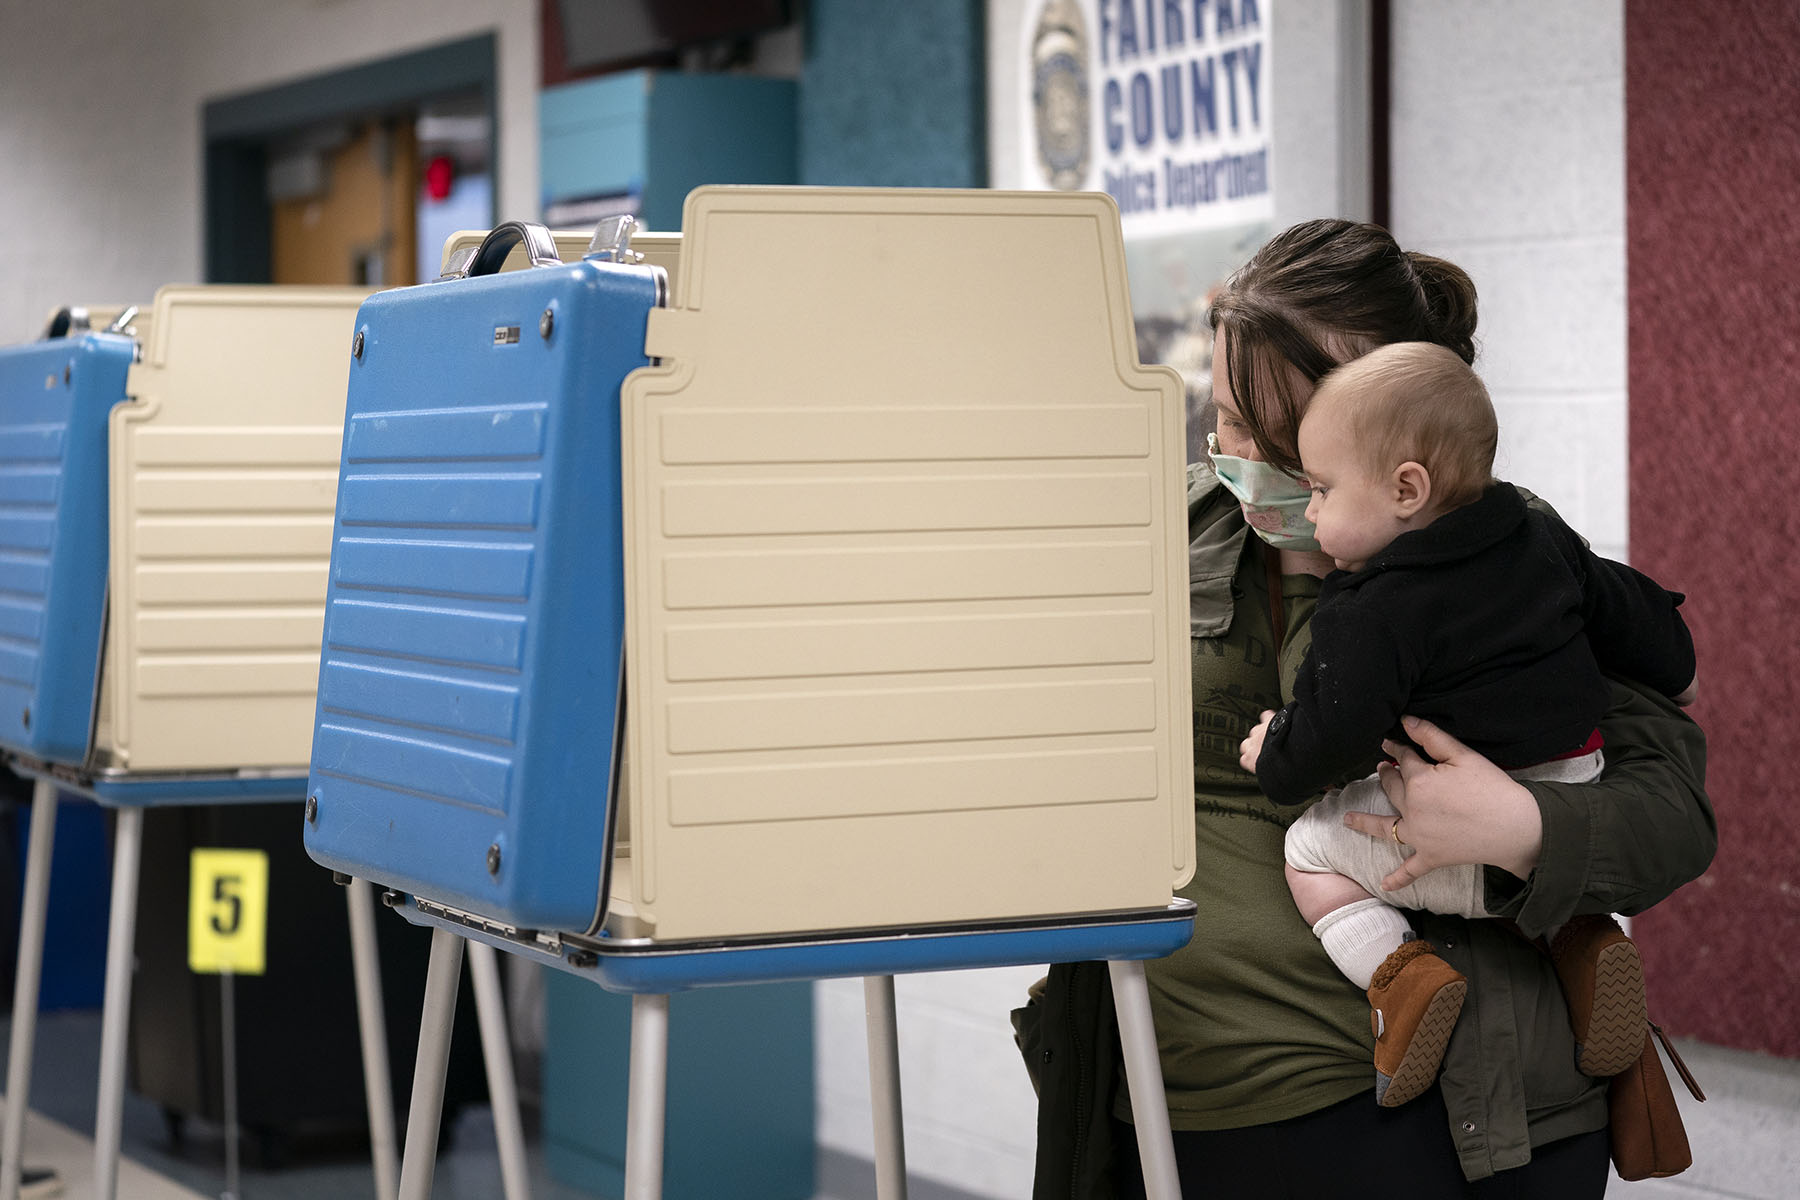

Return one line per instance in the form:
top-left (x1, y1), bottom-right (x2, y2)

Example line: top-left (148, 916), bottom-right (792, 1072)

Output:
top-left (1206, 433), bottom-right (1322, 552)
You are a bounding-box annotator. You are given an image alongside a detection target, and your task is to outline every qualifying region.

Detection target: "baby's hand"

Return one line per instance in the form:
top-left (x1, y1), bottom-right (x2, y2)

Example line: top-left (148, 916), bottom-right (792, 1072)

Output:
top-left (1239, 710), bottom-right (1277, 773)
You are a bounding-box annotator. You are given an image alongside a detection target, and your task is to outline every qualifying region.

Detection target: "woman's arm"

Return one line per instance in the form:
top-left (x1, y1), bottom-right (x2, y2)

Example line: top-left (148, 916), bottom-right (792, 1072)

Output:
top-left (1493, 676), bottom-right (1714, 935)
top-left (1342, 676), bottom-right (1714, 938)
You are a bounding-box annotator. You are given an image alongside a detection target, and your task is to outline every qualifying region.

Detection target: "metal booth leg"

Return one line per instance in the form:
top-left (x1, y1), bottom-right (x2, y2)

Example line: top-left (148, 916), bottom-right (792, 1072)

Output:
top-left (863, 975), bottom-right (908, 1200)
top-left (346, 879), bottom-right (400, 1200)
top-left (467, 940), bottom-right (530, 1200)
top-left (1108, 959), bottom-right (1180, 1200)
top-left (93, 805), bottom-right (144, 1200)
top-left (397, 928), bottom-right (466, 1200)
top-left (0, 778), bottom-right (58, 1200)
top-left (622, 992), bottom-right (669, 1200)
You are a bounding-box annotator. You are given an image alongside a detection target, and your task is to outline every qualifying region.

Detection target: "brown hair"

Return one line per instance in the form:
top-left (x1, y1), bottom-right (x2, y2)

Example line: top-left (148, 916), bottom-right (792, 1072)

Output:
top-left (1208, 219), bottom-right (1479, 474)
top-left (1307, 342), bottom-right (1497, 510)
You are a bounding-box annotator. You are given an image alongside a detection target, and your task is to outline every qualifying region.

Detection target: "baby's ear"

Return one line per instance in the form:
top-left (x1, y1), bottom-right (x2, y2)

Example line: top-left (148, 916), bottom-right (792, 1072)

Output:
top-left (1392, 461), bottom-right (1433, 517)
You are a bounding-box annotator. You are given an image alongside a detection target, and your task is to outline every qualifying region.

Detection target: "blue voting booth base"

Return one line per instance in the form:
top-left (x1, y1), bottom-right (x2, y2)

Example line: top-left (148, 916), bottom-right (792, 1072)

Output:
top-left (542, 970), bottom-right (814, 1200)
top-left (8, 796), bottom-right (109, 1011)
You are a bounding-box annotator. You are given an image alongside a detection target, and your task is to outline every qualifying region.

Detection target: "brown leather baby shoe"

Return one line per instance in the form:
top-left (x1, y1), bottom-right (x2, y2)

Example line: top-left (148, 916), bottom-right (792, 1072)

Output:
top-left (1550, 913), bottom-right (1648, 1077)
top-left (1368, 938), bottom-right (1468, 1107)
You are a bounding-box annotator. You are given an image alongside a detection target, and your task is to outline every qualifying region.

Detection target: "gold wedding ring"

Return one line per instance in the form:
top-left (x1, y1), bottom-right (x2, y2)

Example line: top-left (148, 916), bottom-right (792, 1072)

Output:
top-left (1390, 816), bottom-right (1406, 849)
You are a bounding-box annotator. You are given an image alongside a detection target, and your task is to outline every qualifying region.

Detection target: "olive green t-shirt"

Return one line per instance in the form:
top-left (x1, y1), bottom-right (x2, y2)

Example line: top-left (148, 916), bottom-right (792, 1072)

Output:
top-left (1121, 528), bottom-right (1377, 1130)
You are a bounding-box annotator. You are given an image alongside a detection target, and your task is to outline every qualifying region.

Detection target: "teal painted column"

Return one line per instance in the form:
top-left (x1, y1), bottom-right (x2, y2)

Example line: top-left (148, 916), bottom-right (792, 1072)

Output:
top-left (799, 0), bottom-right (986, 187)
top-left (542, 972), bottom-right (815, 1199)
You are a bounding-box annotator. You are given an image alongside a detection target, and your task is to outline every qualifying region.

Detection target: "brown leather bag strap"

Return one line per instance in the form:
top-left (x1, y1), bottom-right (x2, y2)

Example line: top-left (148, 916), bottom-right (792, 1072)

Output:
top-left (1651, 1021), bottom-right (1707, 1102)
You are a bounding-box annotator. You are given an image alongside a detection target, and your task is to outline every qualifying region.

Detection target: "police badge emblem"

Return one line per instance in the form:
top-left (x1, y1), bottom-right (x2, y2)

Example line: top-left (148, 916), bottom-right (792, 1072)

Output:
top-left (1032, 0), bottom-right (1091, 190)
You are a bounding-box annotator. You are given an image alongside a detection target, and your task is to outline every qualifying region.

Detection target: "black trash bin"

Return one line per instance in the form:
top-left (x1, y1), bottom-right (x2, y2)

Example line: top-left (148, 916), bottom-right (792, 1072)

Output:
top-left (127, 802), bottom-right (490, 1159)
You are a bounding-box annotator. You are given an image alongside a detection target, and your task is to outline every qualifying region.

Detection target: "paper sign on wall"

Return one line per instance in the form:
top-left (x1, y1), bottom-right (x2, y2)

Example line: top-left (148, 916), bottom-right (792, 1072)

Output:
top-left (1022, 0), bottom-right (1275, 235)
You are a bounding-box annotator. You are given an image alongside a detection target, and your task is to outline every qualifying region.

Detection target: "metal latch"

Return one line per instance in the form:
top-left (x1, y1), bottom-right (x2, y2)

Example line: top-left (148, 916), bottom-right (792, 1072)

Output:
top-left (437, 246), bottom-right (480, 280)
top-left (586, 214), bottom-right (643, 264)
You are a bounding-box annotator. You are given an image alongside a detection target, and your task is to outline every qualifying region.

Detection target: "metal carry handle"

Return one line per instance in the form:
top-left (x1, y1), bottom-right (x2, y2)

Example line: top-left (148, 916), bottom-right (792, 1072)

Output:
top-left (442, 220), bottom-right (564, 280)
top-left (44, 306), bottom-right (91, 339)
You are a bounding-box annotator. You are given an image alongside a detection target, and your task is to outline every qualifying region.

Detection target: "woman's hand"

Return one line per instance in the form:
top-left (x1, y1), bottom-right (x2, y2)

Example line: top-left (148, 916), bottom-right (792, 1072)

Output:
top-left (1341, 715), bottom-right (1546, 891)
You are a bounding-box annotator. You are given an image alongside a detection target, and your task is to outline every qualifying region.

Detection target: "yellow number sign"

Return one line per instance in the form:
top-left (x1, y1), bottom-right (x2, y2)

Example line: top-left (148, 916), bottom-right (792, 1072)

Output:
top-left (188, 849), bottom-right (270, 975)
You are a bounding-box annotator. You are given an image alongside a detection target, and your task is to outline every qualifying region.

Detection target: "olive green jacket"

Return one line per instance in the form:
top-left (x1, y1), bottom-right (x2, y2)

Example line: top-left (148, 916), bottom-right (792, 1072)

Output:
top-left (1017, 463), bottom-right (1716, 1195)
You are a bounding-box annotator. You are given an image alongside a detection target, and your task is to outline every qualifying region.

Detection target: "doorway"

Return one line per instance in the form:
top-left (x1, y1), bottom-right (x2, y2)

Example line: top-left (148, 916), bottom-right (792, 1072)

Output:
top-left (268, 118), bottom-right (418, 287)
top-left (203, 34), bottom-right (497, 285)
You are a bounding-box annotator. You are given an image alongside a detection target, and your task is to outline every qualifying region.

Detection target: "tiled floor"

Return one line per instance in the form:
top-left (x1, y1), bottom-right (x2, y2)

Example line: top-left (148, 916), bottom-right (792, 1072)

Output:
top-left (0, 1102), bottom-right (205, 1200)
top-left (11, 1007), bottom-right (1793, 1200)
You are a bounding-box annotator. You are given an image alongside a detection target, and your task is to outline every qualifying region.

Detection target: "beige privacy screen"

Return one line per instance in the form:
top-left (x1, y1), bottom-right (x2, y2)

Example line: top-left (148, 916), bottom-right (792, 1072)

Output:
top-left (105, 286), bottom-right (366, 772)
top-left (618, 187), bottom-right (1193, 940)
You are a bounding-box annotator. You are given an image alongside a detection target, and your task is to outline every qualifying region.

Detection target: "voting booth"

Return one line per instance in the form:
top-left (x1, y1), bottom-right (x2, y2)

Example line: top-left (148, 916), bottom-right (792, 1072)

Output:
top-left (0, 288), bottom-right (530, 1200)
top-left (0, 289), bottom-right (358, 781)
top-left (304, 189), bottom-right (1197, 1200)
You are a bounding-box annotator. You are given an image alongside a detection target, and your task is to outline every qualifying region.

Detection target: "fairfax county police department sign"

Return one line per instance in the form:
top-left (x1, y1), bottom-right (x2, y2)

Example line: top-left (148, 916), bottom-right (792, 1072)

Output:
top-left (1027, 0), bottom-right (1273, 234)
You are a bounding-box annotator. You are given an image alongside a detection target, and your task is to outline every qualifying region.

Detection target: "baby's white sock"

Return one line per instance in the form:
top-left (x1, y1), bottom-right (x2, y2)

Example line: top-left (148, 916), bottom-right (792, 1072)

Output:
top-left (1313, 897), bottom-right (1413, 990)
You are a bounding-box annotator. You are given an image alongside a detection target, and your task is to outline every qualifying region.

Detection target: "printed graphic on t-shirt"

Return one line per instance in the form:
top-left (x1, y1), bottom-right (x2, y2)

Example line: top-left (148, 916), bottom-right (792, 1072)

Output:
top-left (1194, 680), bottom-right (1276, 766)
top-left (1191, 622), bottom-right (1288, 826)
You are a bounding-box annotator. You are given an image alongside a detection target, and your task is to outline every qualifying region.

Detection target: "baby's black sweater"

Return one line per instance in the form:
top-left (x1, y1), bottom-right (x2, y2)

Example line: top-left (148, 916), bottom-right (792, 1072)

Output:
top-left (1256, 483), bottom-right (1695, 806)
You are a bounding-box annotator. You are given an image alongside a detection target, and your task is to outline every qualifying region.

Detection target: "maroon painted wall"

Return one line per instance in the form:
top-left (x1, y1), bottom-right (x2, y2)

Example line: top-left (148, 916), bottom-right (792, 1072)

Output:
top-left (1626, 2), bottom-right (1800, 1057)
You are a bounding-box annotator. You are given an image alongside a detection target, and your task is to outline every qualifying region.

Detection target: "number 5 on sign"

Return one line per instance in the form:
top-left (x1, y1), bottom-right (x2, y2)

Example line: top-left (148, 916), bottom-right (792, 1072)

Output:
top-left (188, 849), bottom-right (270, 975)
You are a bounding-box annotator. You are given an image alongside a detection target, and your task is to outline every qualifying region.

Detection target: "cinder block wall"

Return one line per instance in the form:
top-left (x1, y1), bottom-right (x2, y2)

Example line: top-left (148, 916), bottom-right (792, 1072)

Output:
top-left (1391, 1), bottom-right (1628, 563)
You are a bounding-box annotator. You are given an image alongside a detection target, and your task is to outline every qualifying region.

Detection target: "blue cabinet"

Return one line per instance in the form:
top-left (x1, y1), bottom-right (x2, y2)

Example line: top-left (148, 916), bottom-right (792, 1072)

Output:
top-left (539, 71), bottom-right (797, 230)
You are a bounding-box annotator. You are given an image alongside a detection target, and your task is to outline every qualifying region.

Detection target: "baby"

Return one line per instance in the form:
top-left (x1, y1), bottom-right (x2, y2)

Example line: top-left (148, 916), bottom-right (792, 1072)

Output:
top-left (1239, 342), bottom-right (1697, 1107)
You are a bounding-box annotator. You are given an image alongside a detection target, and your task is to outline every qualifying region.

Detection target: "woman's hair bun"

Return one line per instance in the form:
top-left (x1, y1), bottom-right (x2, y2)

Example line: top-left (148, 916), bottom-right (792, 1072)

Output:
top-left (1407, 250), bottom-right (1479, 364)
